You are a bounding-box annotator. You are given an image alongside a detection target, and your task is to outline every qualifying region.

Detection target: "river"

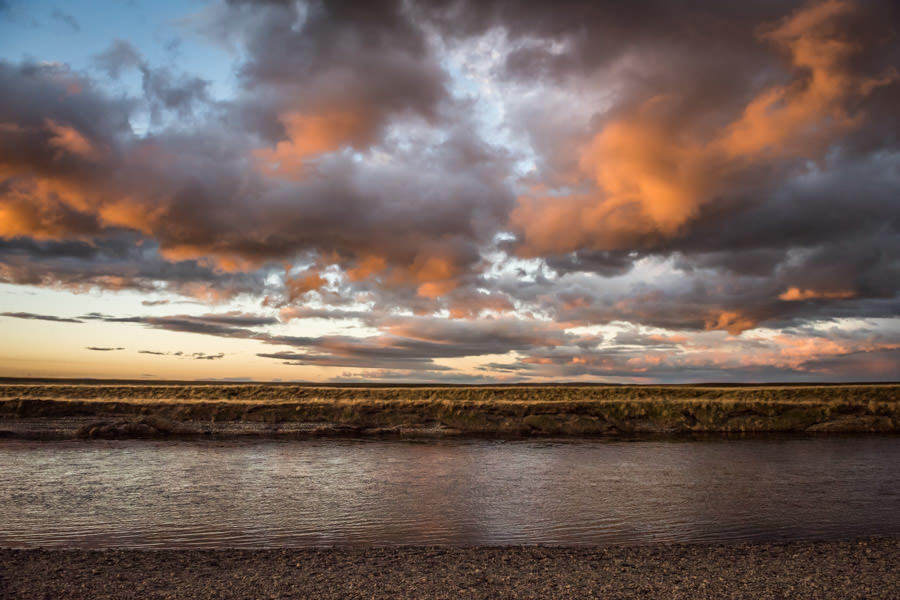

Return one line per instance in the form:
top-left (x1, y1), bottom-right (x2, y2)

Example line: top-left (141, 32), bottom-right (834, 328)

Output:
top-left (1, 436), bottom-right (898, 548)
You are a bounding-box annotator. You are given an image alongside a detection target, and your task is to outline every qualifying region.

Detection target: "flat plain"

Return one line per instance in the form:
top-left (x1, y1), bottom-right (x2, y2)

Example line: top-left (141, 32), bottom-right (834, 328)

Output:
top-left (1, 381), bottom-right (897, 438)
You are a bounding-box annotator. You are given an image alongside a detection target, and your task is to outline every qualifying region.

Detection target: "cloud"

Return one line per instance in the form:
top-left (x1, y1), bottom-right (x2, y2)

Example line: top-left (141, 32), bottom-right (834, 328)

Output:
top-left (93, 40), bottom-right (211, 122)
top-left (487, 0), bottom-right (900, 335)
top-left (108, 314), bottom-right (264, 338)
top-left (66, 300), bottom-right (900, 381)
top-left (85, 309), bottom-right (574, 370)
top-left (44, 119), bottom-right (104, 161)
top-left (479, 324), bottom-right (900, 383)
top-left (779, 287), bottom-right (855, 301)
top-left (177, 312), bottom-right (278, 327)
top-left (2, 1), bottom-right (900, 382)
top-left (0, 48), bottom-right (511, 299)
top-left (51, 8), bottom-right (80, 32)
top-left (1, 311), bottom-right (82, 323)
top-left (93, 39), bottom-right (143, 78)
top-left (138, 350), bottom-right (166, 355)
top-left (86, 346), bottom-right (124, 351)
top-left (209, 0), bottom-right (449, 139)
top-left (0, 236), bottom-right (267, 300)
top-left (141, 299), bottom-right (170, 306)
top-left (511, 0), bottom-right (897, 255)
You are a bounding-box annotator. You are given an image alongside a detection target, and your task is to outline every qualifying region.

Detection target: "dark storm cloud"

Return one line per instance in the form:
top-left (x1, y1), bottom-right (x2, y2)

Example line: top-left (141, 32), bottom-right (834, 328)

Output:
top-left (544, 250), bottom-right (636, 278)
top-left (2, 0), bottom-right (900, 382)
top-left (1, 26), bottom-right (513, 300)
top-left (524, 260), bottom-right (900, 336)
top-left (479, 0), bottom-right (900, 333)
top-left (1, 311), bottom-right (82, 323)
top-left (0, 236), bottom-right (267, 300)
top-left (0, 64), bottom-right (132, 226)
top-left (199, 0), bottom-right (448, 141)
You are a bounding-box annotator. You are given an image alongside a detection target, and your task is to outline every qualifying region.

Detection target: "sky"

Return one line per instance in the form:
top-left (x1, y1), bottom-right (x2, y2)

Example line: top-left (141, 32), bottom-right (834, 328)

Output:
top-left (0, 0), bottom-right (899, 383)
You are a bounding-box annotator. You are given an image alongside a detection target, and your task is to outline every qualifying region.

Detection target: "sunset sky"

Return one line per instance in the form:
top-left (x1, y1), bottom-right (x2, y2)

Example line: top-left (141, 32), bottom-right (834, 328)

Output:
top-left (1, 0), bottom-right (899, 382)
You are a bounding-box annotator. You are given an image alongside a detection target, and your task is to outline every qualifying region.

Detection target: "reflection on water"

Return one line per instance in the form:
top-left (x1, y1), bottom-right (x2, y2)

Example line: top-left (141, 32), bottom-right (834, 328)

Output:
top-left (1, 437), bottom-right (898, 548)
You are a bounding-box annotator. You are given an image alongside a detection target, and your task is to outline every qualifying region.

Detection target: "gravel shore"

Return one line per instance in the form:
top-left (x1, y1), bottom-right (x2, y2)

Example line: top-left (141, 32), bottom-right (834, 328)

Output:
top-left (2, 538), bottom-right (898, 599)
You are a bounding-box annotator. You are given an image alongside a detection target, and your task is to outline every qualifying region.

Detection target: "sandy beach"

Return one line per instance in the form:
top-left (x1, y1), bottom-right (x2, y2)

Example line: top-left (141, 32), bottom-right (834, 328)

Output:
top-left (2, 538), bottom-right (898, 599)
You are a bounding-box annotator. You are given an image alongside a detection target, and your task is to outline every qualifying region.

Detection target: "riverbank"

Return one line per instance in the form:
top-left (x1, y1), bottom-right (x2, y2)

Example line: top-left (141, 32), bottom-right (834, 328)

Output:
top-left (2, 538), bottom-right (897, 599)
top-left (1, 383), bottom-right (898, 439)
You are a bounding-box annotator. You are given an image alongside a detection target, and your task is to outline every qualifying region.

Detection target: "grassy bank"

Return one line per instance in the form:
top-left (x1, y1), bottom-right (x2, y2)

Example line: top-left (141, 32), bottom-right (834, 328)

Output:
top-left (0, 383), bottom-right (898, 437)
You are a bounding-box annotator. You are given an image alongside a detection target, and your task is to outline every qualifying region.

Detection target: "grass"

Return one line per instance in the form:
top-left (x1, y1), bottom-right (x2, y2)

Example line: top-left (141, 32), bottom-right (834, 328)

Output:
top-left (0, 383), bottom-right (897, 436)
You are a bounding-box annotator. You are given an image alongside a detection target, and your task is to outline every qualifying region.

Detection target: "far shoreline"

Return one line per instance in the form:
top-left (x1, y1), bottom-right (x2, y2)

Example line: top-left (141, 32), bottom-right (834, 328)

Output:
top-left (1, 382), bottom-right (898, 439)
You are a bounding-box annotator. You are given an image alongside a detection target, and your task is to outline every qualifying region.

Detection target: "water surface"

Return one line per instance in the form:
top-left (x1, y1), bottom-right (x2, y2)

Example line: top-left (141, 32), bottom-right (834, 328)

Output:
top-left (1, 437), bottom-right (898, 548)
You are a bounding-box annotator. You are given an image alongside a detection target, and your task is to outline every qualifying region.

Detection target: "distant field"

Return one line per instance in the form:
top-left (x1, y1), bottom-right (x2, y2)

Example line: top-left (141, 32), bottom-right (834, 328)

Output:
top-left (0, 383), bottom-right (898, 438)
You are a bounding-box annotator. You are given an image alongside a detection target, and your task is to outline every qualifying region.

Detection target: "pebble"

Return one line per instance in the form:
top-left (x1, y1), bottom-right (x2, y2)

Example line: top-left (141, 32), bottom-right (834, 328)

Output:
top-left (1, 538), bottom-right (898, 599)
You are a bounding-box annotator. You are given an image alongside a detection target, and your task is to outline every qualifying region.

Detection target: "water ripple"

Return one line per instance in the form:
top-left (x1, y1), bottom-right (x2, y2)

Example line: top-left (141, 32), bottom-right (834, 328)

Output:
top-left (1, 437), bottom-right (898, 548)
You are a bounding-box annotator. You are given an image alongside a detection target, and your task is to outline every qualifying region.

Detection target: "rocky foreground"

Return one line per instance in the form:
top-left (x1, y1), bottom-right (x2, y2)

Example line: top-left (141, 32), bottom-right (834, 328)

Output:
top-left (2, 538), bottom-right (898, 599)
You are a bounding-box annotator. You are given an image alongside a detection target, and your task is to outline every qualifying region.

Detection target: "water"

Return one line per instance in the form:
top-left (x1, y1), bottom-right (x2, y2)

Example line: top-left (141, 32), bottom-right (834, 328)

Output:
top-left (1, 437), bottom-right (898, 548)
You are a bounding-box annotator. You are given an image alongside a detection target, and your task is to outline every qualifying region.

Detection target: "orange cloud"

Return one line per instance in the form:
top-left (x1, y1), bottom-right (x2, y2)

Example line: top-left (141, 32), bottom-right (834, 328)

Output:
top-left (176, 282), bottom-right (243, 303)
top-left (0, 200), bottom-right (67, 240)
top-left (577, 98), bottom-right (710, 237)
top-left (285, 267), bottom-right (326, 301)
top-left (718, 0), bottom-right (897, 160)
top-left (513, 0), bottom-right (896, 256)
top-left (705, 310), bottom-right (758, 335)
top-left (45, 119), bottom-right (104, 161)
top-left (343, 251), bottom-right (465, 299)
top-left (589, 330), bottom-right (900, 375)
top-left (522, 356), bottom-right (554, 365)
top-left (447, 292), bottom-right (514, 319)
top-left (346, 254), bottom-right (388, 281)
top-left (779, 287), bottom-right (855, 301)
top-left (647, 334), bottom-right (689, 344)
top-left (97, 200), bottom-right (163, 235)
top-left (763, 334), bottom-right (900, 371)
top-left (0, 176), bottom-right (95, 239)
top-left (253, 110), bottom-right (370, 178)
top-left (409, 255), bottom-right (461, 299)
